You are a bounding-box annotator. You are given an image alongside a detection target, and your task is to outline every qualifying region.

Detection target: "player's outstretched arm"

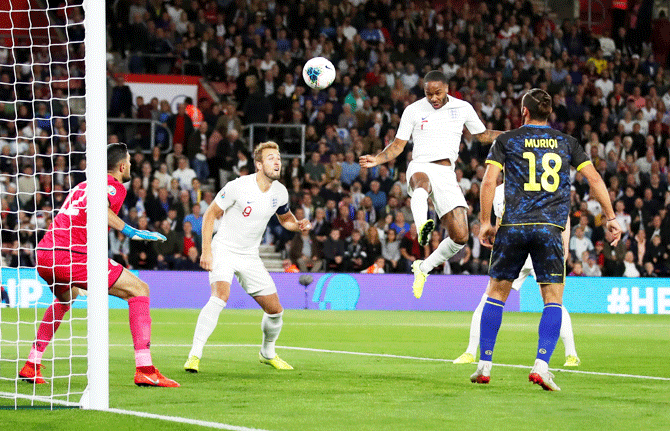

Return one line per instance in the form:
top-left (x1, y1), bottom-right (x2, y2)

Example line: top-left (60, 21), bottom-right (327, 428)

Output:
top-left (579, 164), bottom-right (622, 246)
top-left (108, 208), bottom-right (166, 242)
top-left (473, 129), bottom-right (503, 144)
top-left (200, 202), bottom-right (224, 271)
top-left (479, 163), bottom-right (501, 248)
top-left (277, 211), bottom-right (311, 233)
top-left (359, 137), bottom-right (408, 168)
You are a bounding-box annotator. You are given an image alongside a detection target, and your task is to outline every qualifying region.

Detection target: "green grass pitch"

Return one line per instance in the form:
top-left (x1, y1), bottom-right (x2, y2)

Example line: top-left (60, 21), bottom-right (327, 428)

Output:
top-left (1, 308), bottom-right (668, 430)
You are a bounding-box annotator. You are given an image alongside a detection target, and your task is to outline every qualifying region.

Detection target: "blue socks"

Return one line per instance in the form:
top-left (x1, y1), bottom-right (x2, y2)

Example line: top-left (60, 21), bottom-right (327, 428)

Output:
top-left (479, 297), bottom-right (505, 361)
top-left (537, 303), bottom-right (563, 363)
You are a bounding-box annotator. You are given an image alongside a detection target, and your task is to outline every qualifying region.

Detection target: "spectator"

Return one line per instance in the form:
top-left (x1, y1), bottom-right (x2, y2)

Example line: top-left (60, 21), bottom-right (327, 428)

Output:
top-left (183, 97), bottom-right (203, 128)
top-left (154, 219), bottom-right (182, 270)
top-left (568, 261), bottom-right (585, 276)
top-left (322, 228), bottom-right (346, 272)
top-left (365, 180), bottom-right (387, 214)
top-left (389, 211), bottom-right (410, 237)
top-left (569, 226), bottom-right (594, 258)
top-left (282, 259), bottom-right (300, 273)
top-left (179, 220), bottom-right (200, 257)
top-left (128, 216), bottom-right (158, 269)
top-left (304, 151), bottom-right (327, 187)
top-left (109, 230), bottom-right (130, 268)
top-left (583, 255), bottom-right (602, 276)
top-left (331, 205), bottom-right (354, 239)
top-left (183, 203), bottom-right (203, 236)
top-left (179, 245), bottom-right (203, 271)
top-left (380, 228), bottom-right (401, 273)
top-left (602, 235), bottom-right (627, 276)
top-left (167, 103), bottom-right (194, 148)
top-left (109, 75), bottom-right (133, 118)
top-left (172, 156), bottom-right (197, 191)
top-left (343, 230), bottom-right (368, 272)
top-left (311, 207), bottom-right (331, 243)
top-left (399, 224), bottom-right (424, 273)
top-left (353, 210), bottom-right (370, 236)
top-left (362, 256), bottom-right (386, 274)
top-left (186, 122), bottom-right (210, 182)
top-left (340, 151), bottom-right (361, 186)
top-left (288, 230), bottom-right (323, 273)
top-left (622, 251), bottom-right (641, 277)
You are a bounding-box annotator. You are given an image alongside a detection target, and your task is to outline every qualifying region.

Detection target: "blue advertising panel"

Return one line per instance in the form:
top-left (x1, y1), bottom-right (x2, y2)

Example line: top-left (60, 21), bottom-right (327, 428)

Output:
top-left (0, 267), bottom-right (128, 309)
top-left (519, 276), bottom-right (670, 314)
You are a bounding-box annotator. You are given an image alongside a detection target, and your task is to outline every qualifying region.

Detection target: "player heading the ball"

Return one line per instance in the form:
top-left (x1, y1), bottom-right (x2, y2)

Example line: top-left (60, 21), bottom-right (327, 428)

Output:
top-left (359, 70), bottom-right (502, 298)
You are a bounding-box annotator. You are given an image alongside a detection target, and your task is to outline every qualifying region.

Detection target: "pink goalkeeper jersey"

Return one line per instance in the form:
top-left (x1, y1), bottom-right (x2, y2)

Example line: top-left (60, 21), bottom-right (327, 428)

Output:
top-left (38, 174), bottom-right (126, 254)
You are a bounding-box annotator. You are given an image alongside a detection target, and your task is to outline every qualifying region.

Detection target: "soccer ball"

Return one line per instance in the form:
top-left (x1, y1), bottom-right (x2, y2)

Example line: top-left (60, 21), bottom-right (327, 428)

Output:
top-left (302, 57), bottom-right (336, 90)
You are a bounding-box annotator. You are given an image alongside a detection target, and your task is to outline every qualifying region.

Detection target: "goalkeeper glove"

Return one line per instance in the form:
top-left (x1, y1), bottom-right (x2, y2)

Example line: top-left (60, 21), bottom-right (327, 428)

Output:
top-left (121, 224), bottom-right (167, 242)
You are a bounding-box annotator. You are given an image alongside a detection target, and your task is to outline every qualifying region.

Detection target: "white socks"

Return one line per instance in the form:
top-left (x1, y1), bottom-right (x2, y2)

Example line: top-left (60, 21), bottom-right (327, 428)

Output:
top-left (410, 187), bottom-right (429, 229)
top-left (260, 311), bottom-right (284, 359)
top-left (560, 306), bottom-right (578, 357)
top-left (189, 296), bottom-right (226, 359)
top-left (420, 237), bottom-right (464, 273)
top-left (533, 358), bottom-right (549, 374)
top-left (466, 292), bottom-right (487, 356)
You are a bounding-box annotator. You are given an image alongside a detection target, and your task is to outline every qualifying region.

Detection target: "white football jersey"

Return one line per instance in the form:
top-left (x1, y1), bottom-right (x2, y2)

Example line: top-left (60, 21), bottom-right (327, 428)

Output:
top-left (493, 183), bottom-right (505, 219)
top-left (396, 96), bottom-right (486, 163)
top-left (212, 174), bottom-right (289, 255)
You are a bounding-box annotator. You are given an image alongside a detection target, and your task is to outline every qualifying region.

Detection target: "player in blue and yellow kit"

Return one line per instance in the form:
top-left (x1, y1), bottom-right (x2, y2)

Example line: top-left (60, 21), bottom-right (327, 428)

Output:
top-left (471, 89), bottom-right (622, 391)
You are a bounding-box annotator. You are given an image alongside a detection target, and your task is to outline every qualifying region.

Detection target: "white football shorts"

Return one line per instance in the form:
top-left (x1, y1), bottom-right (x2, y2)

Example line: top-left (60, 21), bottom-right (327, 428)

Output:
top-left (511, 255), bottom-right (535, 291)
top-left (209, 245), bottom-right (277, 297)
top-left (406, 160), bottom-right (468, 219)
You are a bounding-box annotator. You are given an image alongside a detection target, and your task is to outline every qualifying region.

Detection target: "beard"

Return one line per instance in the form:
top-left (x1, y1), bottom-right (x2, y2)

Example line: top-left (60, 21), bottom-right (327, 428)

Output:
top-left (264, 167), bottom-right (281, 181)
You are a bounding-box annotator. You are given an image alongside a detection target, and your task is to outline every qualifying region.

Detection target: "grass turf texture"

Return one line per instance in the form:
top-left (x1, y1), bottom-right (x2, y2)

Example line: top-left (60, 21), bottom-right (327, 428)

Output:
top-left (1, 309), bottom-right (668, 430)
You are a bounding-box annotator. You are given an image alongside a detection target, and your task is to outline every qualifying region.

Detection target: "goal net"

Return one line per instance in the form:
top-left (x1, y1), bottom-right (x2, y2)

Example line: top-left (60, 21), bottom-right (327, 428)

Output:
top-left (0, 0), bottom-right (108, 409)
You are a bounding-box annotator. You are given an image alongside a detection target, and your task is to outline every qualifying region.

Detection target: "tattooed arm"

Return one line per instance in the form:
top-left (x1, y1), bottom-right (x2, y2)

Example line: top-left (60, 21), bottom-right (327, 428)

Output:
top-left (359, 138), bottom-right (408, 168)
top-left (474, 129), bottom-right (503, 144)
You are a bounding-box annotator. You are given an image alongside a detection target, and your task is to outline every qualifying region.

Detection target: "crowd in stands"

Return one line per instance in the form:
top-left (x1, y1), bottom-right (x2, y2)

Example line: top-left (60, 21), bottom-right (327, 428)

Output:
top-left (1, 0), bottom-right (670, 277)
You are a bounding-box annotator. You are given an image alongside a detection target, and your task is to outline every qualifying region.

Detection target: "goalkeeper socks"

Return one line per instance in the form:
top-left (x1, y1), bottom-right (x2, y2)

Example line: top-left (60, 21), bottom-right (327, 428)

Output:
top-left (410, 187), bottom-right (429, 229)
top-left (537, 303), bottom-right (562, 363)
top-left (189, 296), bottom-right (226, 359)
top-left (128, 296), bottom-right (153, 368)
top-left (420, 238), bottom-right (464, 273)
top-left (560, 305), bottom-right (578, 357)
top-left (479, 297), bottom-right (504, 362)
top-left (260, 311), bottom-right (283, 359)
top-left (466, 293), bottom-right (487, 356)
top-left (29, 301), bottom-right (71, 364)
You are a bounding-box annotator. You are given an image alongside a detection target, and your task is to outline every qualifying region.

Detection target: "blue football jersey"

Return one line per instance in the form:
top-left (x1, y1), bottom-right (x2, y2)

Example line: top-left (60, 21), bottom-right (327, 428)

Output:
top-left (485, 124), bottom-right (591, 228)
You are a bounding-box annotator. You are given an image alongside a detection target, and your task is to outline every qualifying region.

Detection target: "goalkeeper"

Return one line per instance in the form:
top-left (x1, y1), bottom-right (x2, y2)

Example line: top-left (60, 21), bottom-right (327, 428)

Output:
top-left (20, 143), bottom-right (179, 388)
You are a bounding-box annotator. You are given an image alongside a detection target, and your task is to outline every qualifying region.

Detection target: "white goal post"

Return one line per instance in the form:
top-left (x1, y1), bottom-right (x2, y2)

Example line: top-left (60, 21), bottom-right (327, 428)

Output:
top-left (0, 0), bottom-right (108, 410)
top-left (84, 0), bottom-right (110, 411)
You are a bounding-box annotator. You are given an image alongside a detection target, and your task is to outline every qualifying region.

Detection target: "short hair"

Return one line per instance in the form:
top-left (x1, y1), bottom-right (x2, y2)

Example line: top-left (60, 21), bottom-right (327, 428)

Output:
top-left (184, 97), bottom-right (193, 105)
top-left (423, 70), bottom-right (448, 85)
top-left (254, 141), bottom-right (280, 164)
top-left (522, 88), bottom-right (552, 121)
top-left (107, 142), bottom-right (128, 172)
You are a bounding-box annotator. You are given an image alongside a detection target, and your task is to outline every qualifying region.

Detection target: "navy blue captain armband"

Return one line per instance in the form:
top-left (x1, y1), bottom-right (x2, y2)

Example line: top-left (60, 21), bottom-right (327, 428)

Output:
top-left (276, 203), bottom-right (290, 215)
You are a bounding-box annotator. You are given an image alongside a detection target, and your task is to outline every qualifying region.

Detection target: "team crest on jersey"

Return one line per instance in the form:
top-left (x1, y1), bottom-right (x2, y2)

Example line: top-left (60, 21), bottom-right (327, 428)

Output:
top-left (272, 197), bottom-right (277, 208)
top-left (108, 185), bottom-right (116, 196)
top-left (450, 109), bottom-right (459, 120)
